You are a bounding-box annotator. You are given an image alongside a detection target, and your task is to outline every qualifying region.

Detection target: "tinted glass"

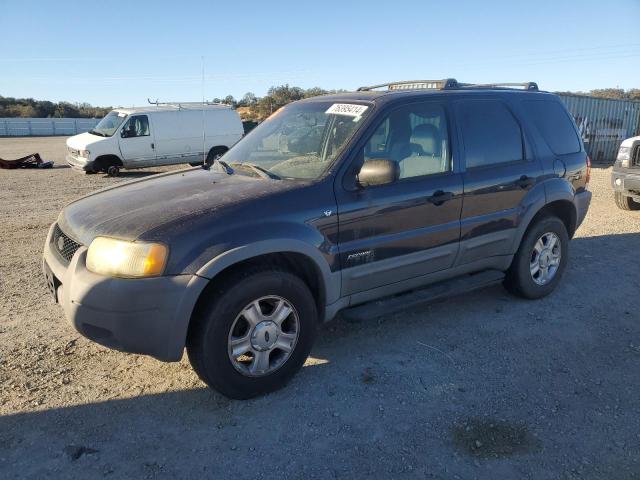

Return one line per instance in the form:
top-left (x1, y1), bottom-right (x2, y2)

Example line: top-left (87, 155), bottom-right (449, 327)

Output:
top-left (459, 101), bottom-right (523, 168)
top-left (364, 103), bottom-right (450, 179)
top-left (523, 100), bottom-right (581, 155)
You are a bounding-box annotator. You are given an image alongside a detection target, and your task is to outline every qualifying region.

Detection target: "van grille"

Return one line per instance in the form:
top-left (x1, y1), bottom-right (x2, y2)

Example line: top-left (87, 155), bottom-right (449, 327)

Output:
top-left (633, 146), bottom-right (640, 168)
top-left (52, 224), bottom-right (82, 264)
top-left (67, 146), bottom-right (81, 157)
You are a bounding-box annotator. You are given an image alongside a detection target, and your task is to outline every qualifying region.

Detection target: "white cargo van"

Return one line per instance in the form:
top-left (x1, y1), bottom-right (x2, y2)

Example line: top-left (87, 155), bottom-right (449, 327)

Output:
top-left (66, 103), bottom-right (244, 175)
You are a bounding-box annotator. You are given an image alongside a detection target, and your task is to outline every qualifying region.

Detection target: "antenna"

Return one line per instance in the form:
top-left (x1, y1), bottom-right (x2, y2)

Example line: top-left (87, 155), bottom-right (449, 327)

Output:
top-left (201, 55), bottom-right (206, 167)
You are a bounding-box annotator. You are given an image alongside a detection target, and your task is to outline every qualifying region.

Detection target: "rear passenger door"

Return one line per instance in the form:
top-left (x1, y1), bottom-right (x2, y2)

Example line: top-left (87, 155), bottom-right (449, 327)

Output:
top-left (336, 101), bottom-right (463, 296)
top-left (455, 98), bottom-right (543, 265)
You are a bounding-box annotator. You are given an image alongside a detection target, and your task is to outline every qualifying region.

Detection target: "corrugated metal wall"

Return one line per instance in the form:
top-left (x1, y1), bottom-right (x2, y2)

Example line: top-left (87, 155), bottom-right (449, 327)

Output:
top-left (557, 94), bottom-right (640, 163)
top-left (0, 117), bottom-right (101, 137)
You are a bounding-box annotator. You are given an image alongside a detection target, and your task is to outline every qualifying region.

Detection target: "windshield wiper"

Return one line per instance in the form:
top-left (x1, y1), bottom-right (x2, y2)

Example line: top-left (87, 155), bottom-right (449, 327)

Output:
top-left (88, 129), bottom-right (105, 137)
top-left (229, 162), bottom-right (280, 180)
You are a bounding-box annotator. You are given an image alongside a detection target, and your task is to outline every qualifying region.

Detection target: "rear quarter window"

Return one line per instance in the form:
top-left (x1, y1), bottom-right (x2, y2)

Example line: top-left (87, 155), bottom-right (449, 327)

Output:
top-left (522, 100), bottom-right (581, 155)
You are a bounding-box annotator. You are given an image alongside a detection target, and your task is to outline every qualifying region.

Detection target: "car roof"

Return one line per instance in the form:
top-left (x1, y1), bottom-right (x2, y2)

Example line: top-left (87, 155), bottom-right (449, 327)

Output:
top-left (113, 104), bottom-right (233, 115)
top-left (298, 80), bottom-right (557, 107)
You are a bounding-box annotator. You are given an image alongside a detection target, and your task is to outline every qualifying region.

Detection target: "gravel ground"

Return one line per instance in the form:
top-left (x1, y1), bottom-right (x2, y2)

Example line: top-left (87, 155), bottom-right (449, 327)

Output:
top-left (0, 136), bottom-right (639, 479)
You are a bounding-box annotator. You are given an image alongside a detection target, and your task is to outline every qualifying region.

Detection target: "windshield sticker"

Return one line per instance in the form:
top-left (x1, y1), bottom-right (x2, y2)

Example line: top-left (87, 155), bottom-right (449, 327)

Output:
top-left (325, 103), bottom-right (368, 118)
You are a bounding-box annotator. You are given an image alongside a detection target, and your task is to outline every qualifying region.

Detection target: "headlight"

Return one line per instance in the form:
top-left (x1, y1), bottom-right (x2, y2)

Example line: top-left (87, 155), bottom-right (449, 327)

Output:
top-left (79, 150), bottom-right (90, 158)
top-left (86, 237), bottom-right (168, 278)
top-left (617, 146), bottom-right (630, 168)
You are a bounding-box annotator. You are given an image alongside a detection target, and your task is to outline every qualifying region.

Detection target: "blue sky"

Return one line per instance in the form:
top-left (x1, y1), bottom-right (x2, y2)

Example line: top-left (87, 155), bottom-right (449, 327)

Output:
top-left (1, 0), bottom-right (639, 107)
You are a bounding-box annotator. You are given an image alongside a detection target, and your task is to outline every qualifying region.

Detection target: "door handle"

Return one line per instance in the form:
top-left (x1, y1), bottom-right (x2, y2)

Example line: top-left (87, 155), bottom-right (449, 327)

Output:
top-left (427, 190), bottom-right (454, 206)
top-left (515, 175), bottom-right (534, 189)
top-left (151, 143), bottom-right (155, 149)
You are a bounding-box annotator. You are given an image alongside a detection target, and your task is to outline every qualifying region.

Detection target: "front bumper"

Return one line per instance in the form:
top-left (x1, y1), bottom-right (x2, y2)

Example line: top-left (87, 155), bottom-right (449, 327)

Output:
top-left (66, 153), bottom-right (95, 172)
top-left (612, 167), bottom-right (640, 200)
top-left (42, 224), bottom-right (208, 361)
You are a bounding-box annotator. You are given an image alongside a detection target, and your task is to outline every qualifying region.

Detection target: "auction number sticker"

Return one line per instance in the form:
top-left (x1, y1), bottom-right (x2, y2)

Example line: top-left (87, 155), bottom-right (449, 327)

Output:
top-left (325, 103), bottom-right (368, 117)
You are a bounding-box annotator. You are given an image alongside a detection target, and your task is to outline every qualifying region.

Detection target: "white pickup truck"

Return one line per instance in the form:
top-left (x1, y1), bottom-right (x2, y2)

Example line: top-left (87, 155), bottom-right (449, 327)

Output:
top-left (66, 104), bottom-right (244, 175)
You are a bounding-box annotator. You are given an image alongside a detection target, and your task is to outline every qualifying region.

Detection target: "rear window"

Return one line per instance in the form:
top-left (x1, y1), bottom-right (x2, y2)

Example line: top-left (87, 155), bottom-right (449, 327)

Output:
top-left (458, 100), bottom-right (523, 168)
top-left (522, 100), bottom-right (581, 155)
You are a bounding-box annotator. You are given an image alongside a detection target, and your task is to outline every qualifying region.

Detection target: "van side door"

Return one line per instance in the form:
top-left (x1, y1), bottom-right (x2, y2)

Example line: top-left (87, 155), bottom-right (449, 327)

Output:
top-left (454, 98), bottom-right (544, 266)
top-left (118, 114), bottom-right (156, 167)
top-left (335, 101), bottom-right (463, 297)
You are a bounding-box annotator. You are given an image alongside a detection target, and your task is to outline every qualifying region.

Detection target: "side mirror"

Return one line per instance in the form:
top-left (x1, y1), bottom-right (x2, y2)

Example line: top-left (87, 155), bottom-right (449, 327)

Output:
top-left (121, 128), bottom-right (133, 138)
top-left (357, 159), bottom-right (399, 187)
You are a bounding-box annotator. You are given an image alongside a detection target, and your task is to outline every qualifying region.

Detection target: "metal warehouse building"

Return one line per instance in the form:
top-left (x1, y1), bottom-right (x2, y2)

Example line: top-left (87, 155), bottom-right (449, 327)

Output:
top-left (557, 94), bottom-right (640, 163)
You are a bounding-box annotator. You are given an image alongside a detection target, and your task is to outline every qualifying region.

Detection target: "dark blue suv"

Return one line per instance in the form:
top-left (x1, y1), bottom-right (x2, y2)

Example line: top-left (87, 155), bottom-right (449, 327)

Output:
top-left (43, 79), bottom-right (591, 398)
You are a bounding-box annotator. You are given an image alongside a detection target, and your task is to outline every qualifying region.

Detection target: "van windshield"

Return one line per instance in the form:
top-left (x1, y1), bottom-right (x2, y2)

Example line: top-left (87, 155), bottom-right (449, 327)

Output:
top-left (90, 111), bottom-right (128, 137)
top-left (221, 101), bottom-right (371, 180)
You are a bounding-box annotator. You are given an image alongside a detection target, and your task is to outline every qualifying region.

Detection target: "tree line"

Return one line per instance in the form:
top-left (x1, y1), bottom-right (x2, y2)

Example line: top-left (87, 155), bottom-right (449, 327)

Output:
top-left (0, 96), bottom-right (111, 119)
top-left (2, 85), bottom-right (639, 120)
top-left (213, 85), bottom-right (348, 120)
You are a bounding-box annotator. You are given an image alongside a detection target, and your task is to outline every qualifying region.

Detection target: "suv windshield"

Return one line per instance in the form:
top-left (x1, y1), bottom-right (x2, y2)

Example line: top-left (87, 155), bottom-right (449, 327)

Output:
top-left (222, 101), bottom-right (371, 180)
top-left (90, 111), bottom-right (128, 137)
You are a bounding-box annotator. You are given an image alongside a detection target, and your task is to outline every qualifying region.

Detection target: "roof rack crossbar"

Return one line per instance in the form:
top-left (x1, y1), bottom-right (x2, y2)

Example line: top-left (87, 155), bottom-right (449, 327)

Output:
top-left (357, 79), bottom-right (460, 91)
top-left (147, 98), bottom-right (228, 108)
top-left (458, 82), bottom-right (539, 91)
top-left (356, 79), bottom-right (538, 92)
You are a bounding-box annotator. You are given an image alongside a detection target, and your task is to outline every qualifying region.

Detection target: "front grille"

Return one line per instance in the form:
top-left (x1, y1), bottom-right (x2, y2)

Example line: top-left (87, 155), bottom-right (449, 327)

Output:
top-left (52, 224), bottom-right (82, 264)
top-left (633, 146), bottom-right (640, 167)
top-left (68, 146), bottom-right (80, 157)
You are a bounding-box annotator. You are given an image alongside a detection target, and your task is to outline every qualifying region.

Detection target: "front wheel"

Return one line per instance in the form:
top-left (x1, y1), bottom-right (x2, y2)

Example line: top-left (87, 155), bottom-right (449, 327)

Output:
top-left (614, 192), bottom-right (640, 211)
top-left (186, 269), bottom-right (317, 399)
top-left (504, 216), bottom-right (569, 299)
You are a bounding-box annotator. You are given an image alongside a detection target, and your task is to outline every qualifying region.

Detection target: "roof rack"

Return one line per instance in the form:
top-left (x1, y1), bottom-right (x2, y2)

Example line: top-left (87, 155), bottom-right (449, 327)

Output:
top-left (357, 79), bottom-right (460, 91)
top-left (147, 98), bottom-right (229, 109)
top-left (357, 79), bottom-right (539, 92)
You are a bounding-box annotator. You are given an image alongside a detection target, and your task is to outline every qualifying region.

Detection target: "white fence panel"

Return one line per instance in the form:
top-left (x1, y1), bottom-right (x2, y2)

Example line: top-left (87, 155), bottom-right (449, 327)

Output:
top-left (0, 118), bottom-right (102, 137)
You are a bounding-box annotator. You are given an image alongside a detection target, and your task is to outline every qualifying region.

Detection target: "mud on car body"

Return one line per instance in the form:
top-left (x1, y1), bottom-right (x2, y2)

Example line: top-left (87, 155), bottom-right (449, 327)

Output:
top-left (43, 79), bottom-right (591, 399)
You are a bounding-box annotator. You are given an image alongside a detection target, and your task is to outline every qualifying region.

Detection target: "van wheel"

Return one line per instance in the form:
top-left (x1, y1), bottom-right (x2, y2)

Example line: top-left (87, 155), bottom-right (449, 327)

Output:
top-left (504, 216), bottom-right (569, 299)
top-left (187, 269), bottom-right (317, 399)
top-left (107, 165), bottom-right (120, 177)
top-left (614, 192), bottom-right (640, 211)
top-left (205, 146), bottom-right (228, 167)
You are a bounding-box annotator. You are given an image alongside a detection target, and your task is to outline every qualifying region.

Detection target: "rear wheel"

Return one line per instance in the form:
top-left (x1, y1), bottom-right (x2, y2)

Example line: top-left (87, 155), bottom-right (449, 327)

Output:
top-left (186, 269), bottom-right (317, 399)
top-left (504, 216), bottom-right (569, 299)
top-left (205, 146), bottom-right (228, 167)
top-left (614, 192), bottom-right (640, 211)
top-left (189, 147), bottom-right (228, 167)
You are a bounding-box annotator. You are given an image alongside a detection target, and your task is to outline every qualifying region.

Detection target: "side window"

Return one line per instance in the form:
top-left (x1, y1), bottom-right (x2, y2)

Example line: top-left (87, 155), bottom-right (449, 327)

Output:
top-left (522, 100), bottom-right (581, 155)
top-left (365, 118), bottom-right (390, 156)
top-left (459, 101), bottom-right (523, 168)
top-left (122, 115), bottom-right (150, 138)
top-left (364, 103), bottom-right (450, 179)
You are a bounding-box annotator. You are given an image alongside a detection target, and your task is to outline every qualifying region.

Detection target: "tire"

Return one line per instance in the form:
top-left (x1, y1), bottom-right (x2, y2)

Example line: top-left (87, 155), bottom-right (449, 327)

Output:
top-left (106, 165), bottom-right (120, 177)
top-left (186, 269), bottom-right (317, 399)
top-left (504, 216), bottom-right (569, 299)
top-left (614, 192), bottom-right (640, 211)
top-left (205, 146), bottom-right (228, 167)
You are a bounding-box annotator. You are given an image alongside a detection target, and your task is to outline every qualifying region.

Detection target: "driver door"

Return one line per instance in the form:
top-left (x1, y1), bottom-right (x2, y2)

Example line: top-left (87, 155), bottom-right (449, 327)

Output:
top-left (118, 115), bottom-right (156, 166)
top-left (336, 101), bottom-right (463, 296)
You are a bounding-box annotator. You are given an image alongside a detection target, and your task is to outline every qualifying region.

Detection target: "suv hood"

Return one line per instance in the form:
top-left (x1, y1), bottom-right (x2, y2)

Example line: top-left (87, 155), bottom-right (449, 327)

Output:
top-left (66, 132), bottom-right (109, 150)
top-left (58, 168), bottom-right (301, 246)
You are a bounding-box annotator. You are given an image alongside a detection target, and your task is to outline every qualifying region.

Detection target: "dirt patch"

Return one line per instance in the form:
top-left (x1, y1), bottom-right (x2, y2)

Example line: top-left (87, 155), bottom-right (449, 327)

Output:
top-left (452, 417), bottom-right (540, 458)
